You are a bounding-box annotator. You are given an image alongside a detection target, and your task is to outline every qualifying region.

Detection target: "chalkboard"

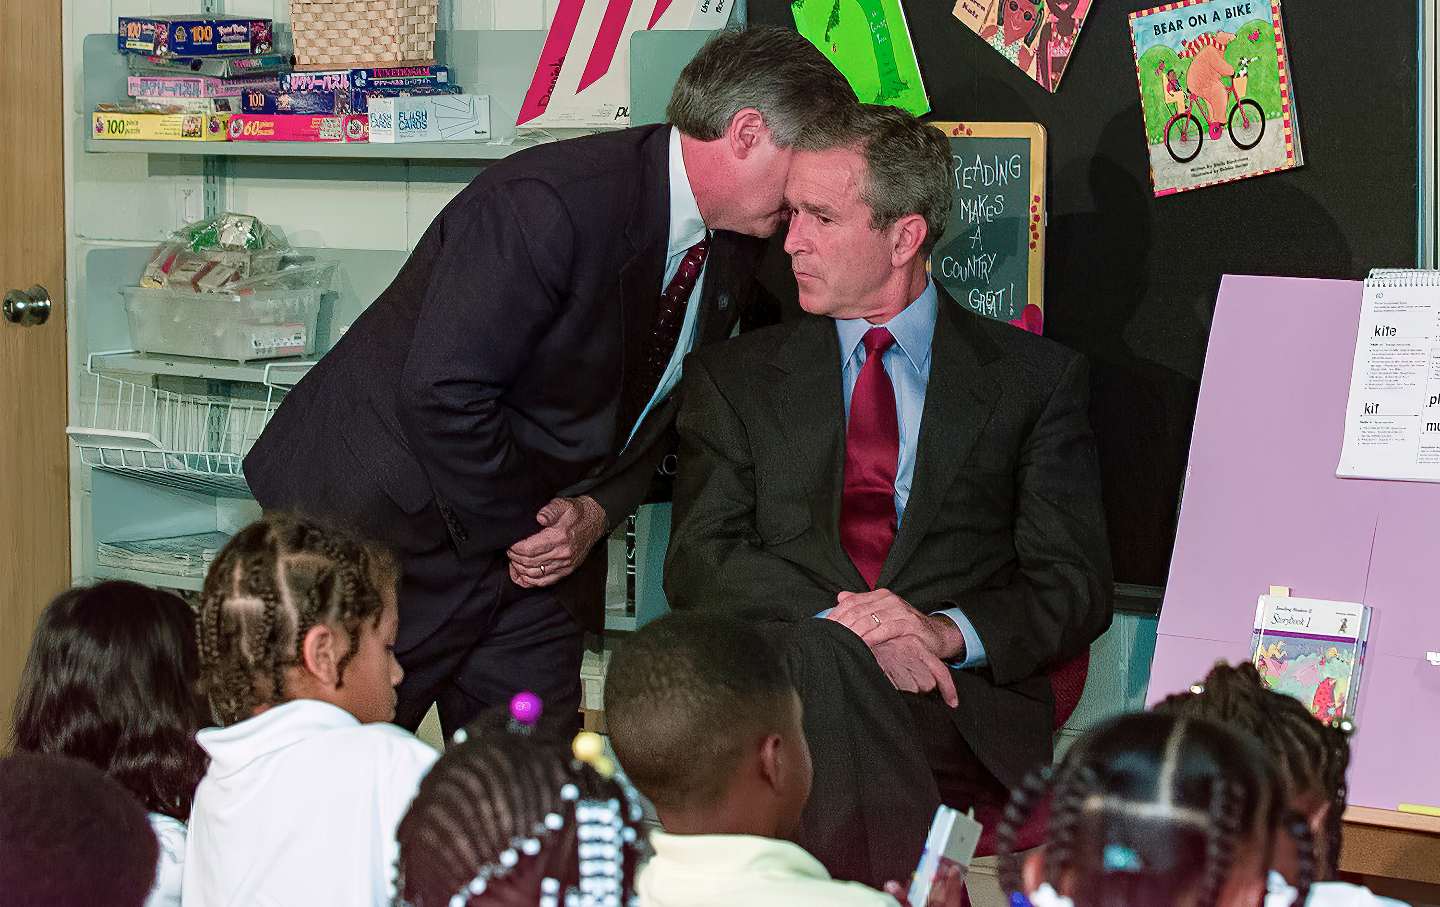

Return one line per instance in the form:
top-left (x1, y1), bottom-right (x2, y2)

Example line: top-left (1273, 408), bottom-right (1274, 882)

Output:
top-left (750, 0), bottom-right (1419, 588)
top-left (929, 121), bottom-right (1047, 333)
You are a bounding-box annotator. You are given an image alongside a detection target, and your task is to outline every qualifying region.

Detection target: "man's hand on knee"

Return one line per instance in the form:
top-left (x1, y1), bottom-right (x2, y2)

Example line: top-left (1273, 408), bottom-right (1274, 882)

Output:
top-left (869, 636), bottom-right (959, 708)
top-left (828, 589), bottom-right (966, 662)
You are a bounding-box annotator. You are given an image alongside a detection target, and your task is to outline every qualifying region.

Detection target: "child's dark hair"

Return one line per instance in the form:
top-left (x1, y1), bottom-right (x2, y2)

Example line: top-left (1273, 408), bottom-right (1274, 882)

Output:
top-left (11, 580), bottom-right (209, 821)
top-left (198, 514), bottom-right (399, 725)
top-left (395, 711), bottom-right (648, 906)
top-left (997, 712), bottom-right (1315, 907)
top-left (1153, 661), bottom-right (1353, 877)
top-left (602, 611), bottom-right (795, 814)
top-left (0, 751), bottom-right (160, 907)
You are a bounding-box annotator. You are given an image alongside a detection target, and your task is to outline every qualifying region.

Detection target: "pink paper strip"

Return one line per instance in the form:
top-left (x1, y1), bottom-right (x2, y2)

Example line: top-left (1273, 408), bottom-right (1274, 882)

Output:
top-left (516, 0), bottom-right (586, 126)
top-left (577, 0), bottom-right (636, 93)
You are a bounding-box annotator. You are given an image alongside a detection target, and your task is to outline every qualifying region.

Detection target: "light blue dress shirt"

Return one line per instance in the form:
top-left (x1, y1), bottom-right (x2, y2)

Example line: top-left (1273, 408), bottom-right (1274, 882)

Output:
top-left (626, 127), bottom-right (708, 447)
top-left (822, 280), bottom-right (988, 669)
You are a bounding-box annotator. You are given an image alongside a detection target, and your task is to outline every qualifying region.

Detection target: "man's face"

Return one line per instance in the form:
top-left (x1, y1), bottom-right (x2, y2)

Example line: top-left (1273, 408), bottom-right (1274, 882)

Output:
top-left (783, 146), bottom-right (897, 320)
top-left (730, 133), bottom-right (794, 238)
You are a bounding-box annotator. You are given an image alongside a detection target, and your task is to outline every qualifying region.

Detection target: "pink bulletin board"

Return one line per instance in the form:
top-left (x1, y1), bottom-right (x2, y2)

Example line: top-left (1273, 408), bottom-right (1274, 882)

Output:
top-left (1146, 275), bottom-right (1440, 811)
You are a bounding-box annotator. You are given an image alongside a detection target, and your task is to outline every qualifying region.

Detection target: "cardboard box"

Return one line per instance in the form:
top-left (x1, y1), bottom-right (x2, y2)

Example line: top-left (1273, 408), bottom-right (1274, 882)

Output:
top-left (127, 53), bottom-right (290, 78)
top-left (368, 95), bottom-right (490, 143)
top-left (118, 16), bottom-right (274, 57)
top-left (241, 84), bottom-right (461, 115)
top-left (92, 110), bottom-right (232, 142)
top-left (127, 75), bottom-right (280, 99)
top-left (280, 65), bottom-right (450, 93)
top-left (227, 113), bottom-right (346, 142)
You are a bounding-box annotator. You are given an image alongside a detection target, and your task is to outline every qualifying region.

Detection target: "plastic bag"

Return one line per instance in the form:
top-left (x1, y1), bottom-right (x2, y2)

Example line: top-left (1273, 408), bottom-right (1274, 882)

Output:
top-left (139, 213), bottom-right (335, 295)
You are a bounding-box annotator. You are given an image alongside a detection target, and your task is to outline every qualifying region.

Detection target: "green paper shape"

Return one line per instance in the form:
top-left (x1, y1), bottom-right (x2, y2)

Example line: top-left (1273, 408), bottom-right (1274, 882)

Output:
top-left (792, 0), bottom-right (930, 116)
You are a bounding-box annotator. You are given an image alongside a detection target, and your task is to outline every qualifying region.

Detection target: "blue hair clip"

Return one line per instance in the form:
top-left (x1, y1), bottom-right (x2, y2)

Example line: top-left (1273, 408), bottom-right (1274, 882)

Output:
top-left (1102, 844), bottom-right (1143, 873)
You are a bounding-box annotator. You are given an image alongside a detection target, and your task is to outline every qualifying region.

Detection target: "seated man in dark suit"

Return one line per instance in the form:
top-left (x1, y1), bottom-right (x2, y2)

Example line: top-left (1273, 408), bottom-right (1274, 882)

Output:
top-left (665, 104), bottom-right (1113, 887)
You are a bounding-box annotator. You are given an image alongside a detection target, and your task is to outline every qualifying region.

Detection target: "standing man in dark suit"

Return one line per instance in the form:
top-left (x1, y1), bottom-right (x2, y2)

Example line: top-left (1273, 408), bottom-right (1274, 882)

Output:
top-left (666, 104), bottom-right (1113, 886)
top-left (241, 27), bottom-right (856, 737)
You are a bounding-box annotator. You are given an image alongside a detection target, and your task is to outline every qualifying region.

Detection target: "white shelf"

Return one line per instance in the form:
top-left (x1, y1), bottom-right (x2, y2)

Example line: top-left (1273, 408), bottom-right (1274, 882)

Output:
top-left (93, 565), bottom-right (205, 592)
top-left (89, 350), bottom-right (316, 386)
top-left (84, 135), bottom-right (552, 161)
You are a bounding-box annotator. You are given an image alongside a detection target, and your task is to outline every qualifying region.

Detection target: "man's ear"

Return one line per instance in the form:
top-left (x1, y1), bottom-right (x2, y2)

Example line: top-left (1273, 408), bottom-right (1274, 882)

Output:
top-left (889, 213), bottom-right (929, 267)
top-left (757, 732), bottom-right (786, 793)
top-left (726, 108), bottom-right (767, 159)
top-left (299, 623), bottom-right (342, 689)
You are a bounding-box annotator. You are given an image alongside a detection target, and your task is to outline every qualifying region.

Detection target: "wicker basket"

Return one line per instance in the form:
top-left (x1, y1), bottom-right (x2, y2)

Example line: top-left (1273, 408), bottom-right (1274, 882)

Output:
top-left (290, 0), bottom-right (438, 69)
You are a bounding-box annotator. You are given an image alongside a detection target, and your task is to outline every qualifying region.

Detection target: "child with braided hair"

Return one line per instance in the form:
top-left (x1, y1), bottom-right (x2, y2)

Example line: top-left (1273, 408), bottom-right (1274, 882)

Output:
top-left (183, 515), bottom-right (439, 907)
top-left (1154, 663), bottom-right (1407, 906)
top-left (997, 711), bottom-right (1317, 907)
top-left (394, 704), bottom-right (649, 907)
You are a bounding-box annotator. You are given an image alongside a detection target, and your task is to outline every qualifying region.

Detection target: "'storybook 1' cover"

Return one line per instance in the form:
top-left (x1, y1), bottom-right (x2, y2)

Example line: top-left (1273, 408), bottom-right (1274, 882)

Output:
top-left (1250, 595), bottom-right (1369, 724)
top-left (951, 0), bottom-right (1094, 93)
top-left (1128, 0), bottom-right (1302, 196)
top-left (791, 0), bottom-right (929, 116)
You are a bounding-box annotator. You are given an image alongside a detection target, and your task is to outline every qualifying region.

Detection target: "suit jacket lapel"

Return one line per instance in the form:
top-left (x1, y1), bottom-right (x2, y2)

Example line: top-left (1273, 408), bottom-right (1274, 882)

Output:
top-left (694, 230), bottom-right (758, 344)
top-left (772, 316), bottom-right (867, 590)
top-left (615, 127), bottom-right (671, 440)
top-left (878, 293), bottom-right (1004, 586)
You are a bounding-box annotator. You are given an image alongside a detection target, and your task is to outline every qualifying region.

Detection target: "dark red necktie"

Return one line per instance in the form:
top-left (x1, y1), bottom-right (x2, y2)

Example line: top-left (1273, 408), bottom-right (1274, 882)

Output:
top-left (640, 238), bottom-right (710, 405)
top-left (840, 327), bottom-right (899, 589)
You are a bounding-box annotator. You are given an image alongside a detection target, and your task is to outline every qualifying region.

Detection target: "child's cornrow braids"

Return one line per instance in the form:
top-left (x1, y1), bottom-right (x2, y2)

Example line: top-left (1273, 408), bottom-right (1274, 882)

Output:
top-left (1195, 778), bottom-right (1244, 907)
top-left (1284, 809), bottom-right (1318, 903)
top-left (996, 763), bottom-right (1054, 895)
top-left (1154, 661), bottom-right (1353, 876)
top-left (395, 716), bottom-right (648, 907)
top-left (999, 713), bottom-right (1291, 907)
top-left (1042, 764), bottom-right (1098, 886)
top-left (197, 516), bottom-right (393, 726)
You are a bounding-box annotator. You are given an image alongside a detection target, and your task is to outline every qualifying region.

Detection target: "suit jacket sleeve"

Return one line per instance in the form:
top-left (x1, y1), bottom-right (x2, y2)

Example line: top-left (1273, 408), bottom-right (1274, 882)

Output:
top-left (944, 354), bottom-right (1113, 687)
top-left (398, 178), bottom-right (575, 558)
top-left (665, 354), bottom-right (838, 621)
top-left (586, 426), bottom-right (674, 533)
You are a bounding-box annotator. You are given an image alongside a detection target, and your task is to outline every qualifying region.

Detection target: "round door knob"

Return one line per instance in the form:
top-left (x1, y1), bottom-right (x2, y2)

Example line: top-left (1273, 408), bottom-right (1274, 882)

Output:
top-left (3, 286), bottom-right (52, 327)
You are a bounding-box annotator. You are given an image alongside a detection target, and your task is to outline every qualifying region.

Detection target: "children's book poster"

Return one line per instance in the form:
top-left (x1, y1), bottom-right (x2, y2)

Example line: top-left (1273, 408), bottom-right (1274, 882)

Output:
top-left (791, 0), bottom-right (929, 116)
top-left (1128, 0), bottom-right (1303, 197)
top-left (951, 0), bottom-right (1094, 92)
top-left (1251, 595), bottom-right (1369, 724)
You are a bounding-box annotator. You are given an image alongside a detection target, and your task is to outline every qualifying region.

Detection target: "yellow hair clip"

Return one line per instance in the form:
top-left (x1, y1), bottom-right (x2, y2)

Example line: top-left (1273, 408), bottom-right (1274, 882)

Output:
top-left (572, 731), bottom-right (615, 778)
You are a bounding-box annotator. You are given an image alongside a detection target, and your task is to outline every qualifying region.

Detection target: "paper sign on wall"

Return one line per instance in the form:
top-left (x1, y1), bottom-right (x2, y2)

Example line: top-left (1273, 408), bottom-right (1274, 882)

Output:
top-left (517, 0), bottom-right (731, 129)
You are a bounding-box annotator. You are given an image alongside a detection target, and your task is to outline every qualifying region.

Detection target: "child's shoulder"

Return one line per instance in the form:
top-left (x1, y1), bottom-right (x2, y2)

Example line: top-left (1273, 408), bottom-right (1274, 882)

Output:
top-left (333, 721), bottom-right (440, 767)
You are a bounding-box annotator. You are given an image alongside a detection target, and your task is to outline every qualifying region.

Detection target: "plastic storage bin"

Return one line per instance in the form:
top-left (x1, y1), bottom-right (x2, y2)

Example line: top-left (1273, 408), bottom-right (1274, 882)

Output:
top-left (122, 286), bottom-right (323, 363)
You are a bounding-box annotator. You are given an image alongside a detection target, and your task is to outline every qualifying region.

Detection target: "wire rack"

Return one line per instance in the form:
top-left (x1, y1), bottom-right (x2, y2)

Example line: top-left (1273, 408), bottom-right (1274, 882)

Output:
top-left (68, 365), bottom-right (282, 498)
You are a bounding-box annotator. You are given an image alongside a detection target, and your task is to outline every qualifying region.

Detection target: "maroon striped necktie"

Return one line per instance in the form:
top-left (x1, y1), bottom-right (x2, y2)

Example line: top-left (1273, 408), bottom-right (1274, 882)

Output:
top-left (839, 327), bottom-right (899, 589)
top-left (639, 238), bottom-right (710, 404)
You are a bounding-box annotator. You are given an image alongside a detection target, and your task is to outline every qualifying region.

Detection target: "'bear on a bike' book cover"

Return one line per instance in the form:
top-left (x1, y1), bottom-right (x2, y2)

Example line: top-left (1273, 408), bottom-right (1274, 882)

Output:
top-left (1128, 0), bottom-right (1302, 196)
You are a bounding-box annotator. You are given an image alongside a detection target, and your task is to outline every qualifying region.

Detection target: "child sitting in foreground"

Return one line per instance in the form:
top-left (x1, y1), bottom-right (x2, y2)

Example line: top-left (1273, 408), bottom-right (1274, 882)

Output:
top-left (605, 612), bottom-right (955, 906)
top-left (1154, 662), bottom-right (1408, 906)
top-left (395, 706), bottom-right (649, 906)
top-left (997, 711), bottom-right (1315, 907)
top-left (11, 580), bottom-right (209, 907)
top-left (183, 515), bottom-right (438, 907)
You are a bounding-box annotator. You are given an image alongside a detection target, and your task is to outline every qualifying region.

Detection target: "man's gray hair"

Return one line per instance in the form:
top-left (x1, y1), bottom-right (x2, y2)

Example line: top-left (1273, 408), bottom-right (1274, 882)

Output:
top-left (667, 25), bottom-right (856, 148)
top-left (802, 104), bottom-right (954, 256)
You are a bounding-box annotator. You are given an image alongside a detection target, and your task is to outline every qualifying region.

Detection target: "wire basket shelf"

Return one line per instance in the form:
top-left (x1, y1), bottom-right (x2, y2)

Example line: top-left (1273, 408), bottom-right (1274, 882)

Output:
top-left (68, 367), bottom-right (281, 498)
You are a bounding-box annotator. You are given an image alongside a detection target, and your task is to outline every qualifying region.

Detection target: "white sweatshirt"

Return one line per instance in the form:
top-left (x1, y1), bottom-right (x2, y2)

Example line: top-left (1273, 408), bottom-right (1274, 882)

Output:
top-left (182, 699), bottom-right (438, 907)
